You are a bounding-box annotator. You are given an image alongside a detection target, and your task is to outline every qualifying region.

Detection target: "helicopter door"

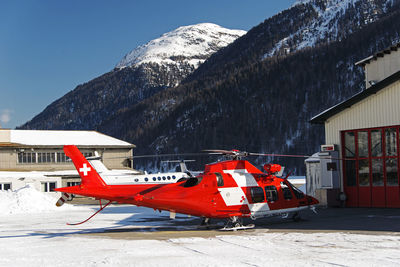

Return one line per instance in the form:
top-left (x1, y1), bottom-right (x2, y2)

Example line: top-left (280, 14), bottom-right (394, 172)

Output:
top-left (246, 187), bottom-right (270, 218)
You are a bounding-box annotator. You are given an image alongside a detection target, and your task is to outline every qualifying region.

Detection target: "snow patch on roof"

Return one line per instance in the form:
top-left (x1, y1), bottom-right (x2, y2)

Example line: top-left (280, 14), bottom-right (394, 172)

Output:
top-left (2, 130), bottom-right (133, 147)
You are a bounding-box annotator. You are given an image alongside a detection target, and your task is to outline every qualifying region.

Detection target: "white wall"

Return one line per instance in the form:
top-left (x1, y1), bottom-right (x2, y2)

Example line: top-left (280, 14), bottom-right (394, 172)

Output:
top-left (325, 80), bottom-right (400, 146)
top-left (365, 50), bottom-right (400, 88)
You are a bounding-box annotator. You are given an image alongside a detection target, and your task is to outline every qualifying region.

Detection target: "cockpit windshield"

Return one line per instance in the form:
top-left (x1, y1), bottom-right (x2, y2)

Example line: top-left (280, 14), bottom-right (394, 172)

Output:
top-left (286, 180), bottom-right (305, 199)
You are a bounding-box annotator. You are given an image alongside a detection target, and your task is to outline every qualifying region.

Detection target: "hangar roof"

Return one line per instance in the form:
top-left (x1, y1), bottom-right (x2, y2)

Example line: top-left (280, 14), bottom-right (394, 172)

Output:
top-left (0, 129), bottom-right (135, 148)
top-left (355, 42), bottom-right (400, 67)
top-left (310, 69), bottom-right (400, 124)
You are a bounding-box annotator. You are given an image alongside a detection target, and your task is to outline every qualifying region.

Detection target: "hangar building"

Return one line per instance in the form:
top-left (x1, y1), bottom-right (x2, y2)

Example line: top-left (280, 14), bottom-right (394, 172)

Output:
top-left (310, 42), bottom-right (400, 208)
top-left (0, 129), bottom-right (135, 194)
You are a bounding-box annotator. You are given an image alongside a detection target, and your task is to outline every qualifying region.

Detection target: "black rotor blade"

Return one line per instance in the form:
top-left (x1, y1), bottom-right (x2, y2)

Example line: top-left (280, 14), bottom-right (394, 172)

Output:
top-left (132, 152), bottom-right (219, 159)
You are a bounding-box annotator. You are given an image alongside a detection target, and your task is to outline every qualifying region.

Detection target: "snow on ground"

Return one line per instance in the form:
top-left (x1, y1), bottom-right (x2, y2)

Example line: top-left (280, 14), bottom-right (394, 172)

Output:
top-left (0, 187), bottom-right (400, 266)
top-left (0, 185), bottom-right (80, 214)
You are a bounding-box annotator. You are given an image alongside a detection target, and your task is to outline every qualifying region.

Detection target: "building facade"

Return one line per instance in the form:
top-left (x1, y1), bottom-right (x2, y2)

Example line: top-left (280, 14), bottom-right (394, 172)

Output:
top-left (0, 129), bottom-right (135, 194)
top-left (310, 43), bottom-right (400, 208)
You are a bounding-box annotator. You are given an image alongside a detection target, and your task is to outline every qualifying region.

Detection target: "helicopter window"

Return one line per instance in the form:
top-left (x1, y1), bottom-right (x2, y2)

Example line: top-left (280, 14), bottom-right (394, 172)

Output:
top-left (215, 172), bottom-right (224, 187)
top-left (250, 187), bottom-right (265, 203)
top-left (265, 186), bottom-right (278, 202)
top-left (172, 175), bottom-right (176, 179)
top-left (183, 177), bottom-right (203, 187)
top-left (153, 177), bottom-right (156, 181)
top-left (286, 181), bottom-right (305, 199)
top-left (281, 182), bottom-right (293, 200)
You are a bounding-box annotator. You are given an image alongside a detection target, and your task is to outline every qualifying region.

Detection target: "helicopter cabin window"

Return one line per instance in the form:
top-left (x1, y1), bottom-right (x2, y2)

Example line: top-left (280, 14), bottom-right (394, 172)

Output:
top-left (215, 172), bottom-right (224, 186)
top-left (265, 186), bottom-right (278, 202)
top-left (280, 182), bottom-right (293, 200)
top-left (250, 187), bottom-right (265, 203)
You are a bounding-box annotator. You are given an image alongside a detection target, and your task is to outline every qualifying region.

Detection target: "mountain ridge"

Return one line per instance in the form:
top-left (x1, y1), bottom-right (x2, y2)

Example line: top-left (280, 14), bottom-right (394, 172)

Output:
top-left (20, 23), bottom-right (245, 130)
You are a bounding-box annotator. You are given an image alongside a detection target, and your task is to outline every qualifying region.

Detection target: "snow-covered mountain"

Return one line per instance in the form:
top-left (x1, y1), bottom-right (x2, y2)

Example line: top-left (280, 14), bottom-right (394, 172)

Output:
top-left (116, 23), bottom-right (246, 70)
top-left (264, 0), bottom-right (397, 58)
top-left (20, 23), bottom-right (245, 131)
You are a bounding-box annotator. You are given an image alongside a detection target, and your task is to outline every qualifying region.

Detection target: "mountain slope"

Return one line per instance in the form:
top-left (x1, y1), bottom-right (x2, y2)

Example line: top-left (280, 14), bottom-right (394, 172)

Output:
top-left (97, 0), bottom-right (400, 172)
top-left (20, 0), bottom-right (400, 173)
top-left (20, 23), bottom-right (245, 130)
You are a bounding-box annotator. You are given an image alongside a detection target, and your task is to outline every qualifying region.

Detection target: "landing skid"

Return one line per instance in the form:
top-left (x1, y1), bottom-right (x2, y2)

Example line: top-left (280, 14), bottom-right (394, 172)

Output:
top-left (220, 224), bottom-right (255, 231)
top-left (220, 216), bottom-right (255, 231)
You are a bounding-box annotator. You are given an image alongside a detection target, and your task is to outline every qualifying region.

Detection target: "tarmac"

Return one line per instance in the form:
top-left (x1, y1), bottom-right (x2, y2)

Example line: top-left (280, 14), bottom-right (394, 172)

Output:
top-left (85, 206), bottom-right (400, 240)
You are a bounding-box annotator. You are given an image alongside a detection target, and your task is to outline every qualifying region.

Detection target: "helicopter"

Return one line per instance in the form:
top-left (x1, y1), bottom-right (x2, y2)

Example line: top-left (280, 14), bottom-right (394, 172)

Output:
top-left (55, 145), bottom-right (319, 230)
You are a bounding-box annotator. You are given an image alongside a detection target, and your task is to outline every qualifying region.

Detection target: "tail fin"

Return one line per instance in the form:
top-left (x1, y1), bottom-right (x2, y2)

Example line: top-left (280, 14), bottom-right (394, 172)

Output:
top-left (64, 145), bottom-right (107, 188)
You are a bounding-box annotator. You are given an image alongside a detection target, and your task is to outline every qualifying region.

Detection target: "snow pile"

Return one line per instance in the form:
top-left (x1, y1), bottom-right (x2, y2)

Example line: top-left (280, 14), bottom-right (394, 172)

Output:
top-left (116, 23), bottom-right (246, 69)
top-left (0, 185), bottom-right (75, 214)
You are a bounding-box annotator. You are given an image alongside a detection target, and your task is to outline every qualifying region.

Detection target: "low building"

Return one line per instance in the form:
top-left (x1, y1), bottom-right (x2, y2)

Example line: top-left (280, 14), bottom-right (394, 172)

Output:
top-left (310, 43), bottom-right (400, 208)
top-left (0, 129), bottom-right (135, 194)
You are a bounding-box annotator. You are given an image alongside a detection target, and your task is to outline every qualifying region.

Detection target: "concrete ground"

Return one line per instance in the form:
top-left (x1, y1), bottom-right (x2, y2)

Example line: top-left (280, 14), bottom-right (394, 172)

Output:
top-left (85, 206), bottom-right (400, 240)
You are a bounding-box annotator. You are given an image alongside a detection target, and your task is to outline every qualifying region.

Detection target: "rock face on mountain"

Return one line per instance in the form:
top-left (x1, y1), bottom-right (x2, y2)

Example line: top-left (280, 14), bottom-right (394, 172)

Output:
top-left (21, 0), bottom-right (400, 173)
top-left (20, 23), bottom-right (245, 130)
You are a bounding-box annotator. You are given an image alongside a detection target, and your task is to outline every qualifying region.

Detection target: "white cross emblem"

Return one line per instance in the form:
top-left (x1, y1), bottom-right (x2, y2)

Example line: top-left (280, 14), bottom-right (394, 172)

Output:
top-left (79, 163), bottom-right (91, 176)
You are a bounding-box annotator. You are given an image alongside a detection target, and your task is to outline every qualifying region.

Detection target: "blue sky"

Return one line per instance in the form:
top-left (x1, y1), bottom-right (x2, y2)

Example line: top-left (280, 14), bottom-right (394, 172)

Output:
top-left (0, 0), bottom-right (296, 129)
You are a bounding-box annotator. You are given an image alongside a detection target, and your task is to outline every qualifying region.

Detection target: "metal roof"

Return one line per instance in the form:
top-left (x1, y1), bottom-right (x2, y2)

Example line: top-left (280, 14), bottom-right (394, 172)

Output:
top-left (355, 42), bottom-right (400, 67)
top-left (310, 69), bottom-right (400, 124)
top-left (0, 130), bottom-right (135, 148)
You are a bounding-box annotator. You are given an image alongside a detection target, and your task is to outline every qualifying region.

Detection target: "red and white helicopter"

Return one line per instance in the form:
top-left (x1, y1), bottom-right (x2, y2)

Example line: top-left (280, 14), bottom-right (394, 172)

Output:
top-left (55, 145), bottom-right (319, 230)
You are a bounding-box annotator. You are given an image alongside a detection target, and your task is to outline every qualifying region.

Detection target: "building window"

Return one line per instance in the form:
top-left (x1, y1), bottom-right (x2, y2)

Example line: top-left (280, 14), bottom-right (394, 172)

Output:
top-left (343, 126), bottom-right (400, 189)
top-left (57, 152), bottom-right (69, 162)
top-left (42, 182), bottom-right (56, 192)
top-left (386, 158), bottom-right (398, 186)
top-left (385, 128), bottom-right (397, 156)
top-left (67, 182), bottom-right (80, 187)
top-left (344, 132), bottom-right (356, 158)
top-left (17, 151), bottom-right (80, 164)
top-left (17, 152), bottom-right (37, 164)
top-left (0, 183), bottom-right (11, 191)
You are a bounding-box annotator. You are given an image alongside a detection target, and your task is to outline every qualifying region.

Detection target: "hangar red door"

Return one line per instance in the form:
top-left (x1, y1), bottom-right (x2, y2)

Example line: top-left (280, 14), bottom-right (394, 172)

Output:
top-left (342, 126), bottom-right (400, 208)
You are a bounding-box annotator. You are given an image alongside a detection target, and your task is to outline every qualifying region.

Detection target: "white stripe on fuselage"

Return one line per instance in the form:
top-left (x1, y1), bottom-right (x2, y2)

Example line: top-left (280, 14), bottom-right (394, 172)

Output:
top-left (220, 169), bottom-right (271, 216)
top-left (223, 169), bottom-right (259, 187)
top-left (218, 187), bottom-right (248, 206)
top-left (248, 203), bottom-right (270, 217)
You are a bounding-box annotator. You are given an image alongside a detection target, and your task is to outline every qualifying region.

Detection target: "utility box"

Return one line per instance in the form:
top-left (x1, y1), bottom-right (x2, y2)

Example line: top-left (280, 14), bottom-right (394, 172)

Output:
top-left (305, 145), bottom-right (341, 206)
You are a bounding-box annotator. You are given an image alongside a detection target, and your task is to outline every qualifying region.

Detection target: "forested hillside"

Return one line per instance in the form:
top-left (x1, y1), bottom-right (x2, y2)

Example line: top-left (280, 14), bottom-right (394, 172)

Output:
top-left (98, 3), bottom-right (400, 172)
top-left (20, 0), bottom-right (400, 173)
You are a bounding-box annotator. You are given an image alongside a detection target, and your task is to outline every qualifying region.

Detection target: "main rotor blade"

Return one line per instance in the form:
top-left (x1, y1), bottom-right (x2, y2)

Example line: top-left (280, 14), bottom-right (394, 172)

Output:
top-left (132, 152), bottom-right (218, 159)
top-left (248, 152), bottom-right (353, 161)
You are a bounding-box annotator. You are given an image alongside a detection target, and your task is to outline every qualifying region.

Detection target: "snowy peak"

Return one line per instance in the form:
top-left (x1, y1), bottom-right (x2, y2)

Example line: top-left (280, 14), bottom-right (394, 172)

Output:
top-left (266, 0), bottom-right (397, 58)
top-left (116, 23), bottom-right (246, 69)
